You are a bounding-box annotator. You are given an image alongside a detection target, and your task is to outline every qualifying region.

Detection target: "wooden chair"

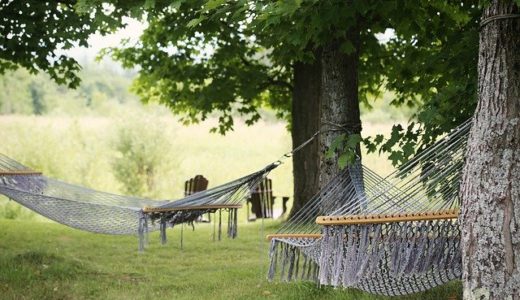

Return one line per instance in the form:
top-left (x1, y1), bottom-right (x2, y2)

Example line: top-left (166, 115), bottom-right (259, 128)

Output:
top-left (184, 175), bottom-right (210, 222)
top-left (247, 177), bottom-right (290, 221)
top-left (184, 175), bottom-right (208, 196)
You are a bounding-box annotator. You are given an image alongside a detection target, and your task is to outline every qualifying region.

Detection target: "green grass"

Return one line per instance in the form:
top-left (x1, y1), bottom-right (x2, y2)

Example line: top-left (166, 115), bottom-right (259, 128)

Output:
top-left (0, 219), bottom-right (461, 300)
top-left (0, 114), bottom-right (460, 299)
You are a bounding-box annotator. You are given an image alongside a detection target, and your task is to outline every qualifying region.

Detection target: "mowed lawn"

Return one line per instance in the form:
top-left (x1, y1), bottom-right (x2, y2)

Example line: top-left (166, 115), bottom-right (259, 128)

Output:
top-left (0, 219), bottom-right (461, 300)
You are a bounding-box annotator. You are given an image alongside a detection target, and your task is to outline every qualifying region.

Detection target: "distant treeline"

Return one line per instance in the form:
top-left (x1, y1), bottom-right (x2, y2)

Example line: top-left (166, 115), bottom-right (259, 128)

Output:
top-left (0, 62), bottom-right (414, 123)
top-left (0, 63), bottom-right (139, 116)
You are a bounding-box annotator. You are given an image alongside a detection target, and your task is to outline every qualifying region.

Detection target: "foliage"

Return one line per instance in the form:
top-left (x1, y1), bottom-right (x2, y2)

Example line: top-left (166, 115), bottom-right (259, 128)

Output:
top-left (363, 2), bottom-right (481, 165)
top-left (0, 64), bottom-right (138, 116)
top-left (111, 117), bottom-right (174, 198)
top-left (105, 0), bottom-right (292, 134)
top-left (0, 0), bottom-right (482, 170)
top-left (0, 0), bottom-right (128, 88)
top-left (104, 0), bottom-right (482, 168)
top-left (327, 133), bottom-right (363, 169)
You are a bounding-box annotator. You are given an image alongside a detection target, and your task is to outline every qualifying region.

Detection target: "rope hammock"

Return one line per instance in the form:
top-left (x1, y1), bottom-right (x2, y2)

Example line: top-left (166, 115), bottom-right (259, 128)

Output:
top-left (0, 154), bottom-right (278, 251)
top-left (267, 119), bottom-right (471, 296)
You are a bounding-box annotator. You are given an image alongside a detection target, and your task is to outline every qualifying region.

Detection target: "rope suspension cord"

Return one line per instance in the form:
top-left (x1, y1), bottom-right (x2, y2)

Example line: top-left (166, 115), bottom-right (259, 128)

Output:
top-left (274, 122), bottom-right (363, 166)
top-left (321, 121), bottom-right (362, 133)
top-left (480, 13), bottom-right (520, 29)
top-left (274, 130), bottom-right (320, 165)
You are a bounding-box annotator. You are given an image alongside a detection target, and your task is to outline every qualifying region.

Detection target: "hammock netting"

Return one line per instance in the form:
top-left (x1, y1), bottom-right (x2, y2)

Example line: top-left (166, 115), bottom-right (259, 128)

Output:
top-left (0, 154), bottom-right (277, 250)
top-left (268, 119), bottom-right (471, 296)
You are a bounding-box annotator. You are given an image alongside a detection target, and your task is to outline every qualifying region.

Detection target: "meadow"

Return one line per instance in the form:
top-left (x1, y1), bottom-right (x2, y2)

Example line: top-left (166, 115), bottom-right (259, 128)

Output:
top-left (0, 97), bottom-right (459, 299)
top-left (0, 109), bottom-right (396, 220)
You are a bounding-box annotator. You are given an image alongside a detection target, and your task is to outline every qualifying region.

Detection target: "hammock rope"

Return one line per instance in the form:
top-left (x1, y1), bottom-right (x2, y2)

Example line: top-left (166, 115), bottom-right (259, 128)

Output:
top-left (0, 128), bottom-right (322, 251)
top-left (0, 154), bottom-right (277, 251)
top-left (267, 119), bottom-right (472, 296)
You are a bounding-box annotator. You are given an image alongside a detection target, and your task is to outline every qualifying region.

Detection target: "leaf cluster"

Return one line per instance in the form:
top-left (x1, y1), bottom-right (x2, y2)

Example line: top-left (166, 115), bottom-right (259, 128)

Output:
top-left (364, 1), bottom-right (480, 165)
top-left (1, 0), bottom-right (486, 169)
top-left (104, 0), bottom-right (291, 133)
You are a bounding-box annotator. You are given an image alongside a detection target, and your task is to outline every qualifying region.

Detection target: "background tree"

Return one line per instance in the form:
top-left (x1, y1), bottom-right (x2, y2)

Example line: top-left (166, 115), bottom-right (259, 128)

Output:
top-left (460, 0), bottom-right (520, 298)
top-left (108, 0), bottom-right (478, 213)
top-left (29, 81), bottom-right (46, 115)
top-left (1, 0), bottom-right (482, 216)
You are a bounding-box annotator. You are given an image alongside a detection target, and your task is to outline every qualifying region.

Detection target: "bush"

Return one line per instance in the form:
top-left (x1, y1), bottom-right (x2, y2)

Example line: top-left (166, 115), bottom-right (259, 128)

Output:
top-left (111, 116), bottom-right (178, 199)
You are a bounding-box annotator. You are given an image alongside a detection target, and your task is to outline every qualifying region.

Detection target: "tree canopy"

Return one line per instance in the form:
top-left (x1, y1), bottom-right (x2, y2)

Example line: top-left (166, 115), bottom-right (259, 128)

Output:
top-left (1, 0), bottom-right (482, 162)
top-left (105, 0), bottom-right (481, 163)
top-left (0, 0), bottom-right (130, 88)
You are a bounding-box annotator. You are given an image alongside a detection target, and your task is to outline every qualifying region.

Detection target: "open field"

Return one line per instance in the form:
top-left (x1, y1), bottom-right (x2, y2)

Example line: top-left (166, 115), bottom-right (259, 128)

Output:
top-left (0, 113), bottom-right (395, 220)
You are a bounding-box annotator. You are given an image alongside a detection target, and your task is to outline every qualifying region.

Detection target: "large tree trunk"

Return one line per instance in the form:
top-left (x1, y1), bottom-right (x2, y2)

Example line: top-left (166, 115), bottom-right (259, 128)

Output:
top-left (319, 35), bottom-right (361, 188)
top-left (289, 51), bottom-right (321, 217)
top-left (461, 1), bottom-right (520, 299)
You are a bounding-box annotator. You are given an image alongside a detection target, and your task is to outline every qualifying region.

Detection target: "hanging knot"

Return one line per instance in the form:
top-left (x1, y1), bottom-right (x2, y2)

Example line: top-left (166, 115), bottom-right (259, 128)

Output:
top-left (480, 14), bottom-right (520, 30)
top-left (321, 121), bottom-right (362, 133)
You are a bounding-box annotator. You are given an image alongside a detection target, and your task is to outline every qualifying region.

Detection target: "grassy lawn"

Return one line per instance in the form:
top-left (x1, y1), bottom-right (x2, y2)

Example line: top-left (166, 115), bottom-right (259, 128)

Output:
top-left (0, 219), bottom-right (461, 300)
top-left (0, 115), bottom-right (462, 299)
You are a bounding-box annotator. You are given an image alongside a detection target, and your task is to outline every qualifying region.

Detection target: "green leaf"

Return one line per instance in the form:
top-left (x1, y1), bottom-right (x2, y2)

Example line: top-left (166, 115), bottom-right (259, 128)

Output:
top-left (374, 134), bottom-right (384, 144)
top-left (169, 1), bottom-right (184, 10)
top-left (187, 17), bottom-right (205, 28)
top-left (338, 151), bottom-right (355, 169)
top-left (329, 134), bottom-right (346, 152)
top-left (402, 143), bottom-right (415, 160)
top-left (338, 153), bottom-right (349, 169)
top-left (204, 0), bottom-right (227, 10)
top-left (388, 151), bottom-right (404, 166)
top-left (346, 134), bottom-right (362, 149)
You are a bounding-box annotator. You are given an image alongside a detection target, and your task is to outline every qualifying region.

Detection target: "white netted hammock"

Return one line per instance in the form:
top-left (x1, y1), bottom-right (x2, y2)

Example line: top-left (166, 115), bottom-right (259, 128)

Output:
top-left (267, 120), bottom-right (470, 296)
top-left (0, 154), bottom-right (278, 251)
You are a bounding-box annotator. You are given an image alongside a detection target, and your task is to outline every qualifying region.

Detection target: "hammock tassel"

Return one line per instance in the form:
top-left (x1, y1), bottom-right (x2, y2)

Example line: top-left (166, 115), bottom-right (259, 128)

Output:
top-left (218, 209), bottom-right (222, 241)
top-left (227, 208), bottom-right (238, 239)
top-left (138, 211), bottom-right (146, 253)
top-left (160, 216), bottom-right (167, 245)
top-left (267, 240), bottom-right (278, 281)
top-left (319, 226), bottom-right (333, 285)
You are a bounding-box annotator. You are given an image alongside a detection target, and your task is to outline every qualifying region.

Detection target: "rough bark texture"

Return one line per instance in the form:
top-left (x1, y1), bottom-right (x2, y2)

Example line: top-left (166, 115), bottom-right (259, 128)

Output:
top-left (289, 53), bottom-right (321, 217)
top-left (461, 1), bottom-right (520, 299)
top-left (319, 35), bottom-right (361, 188)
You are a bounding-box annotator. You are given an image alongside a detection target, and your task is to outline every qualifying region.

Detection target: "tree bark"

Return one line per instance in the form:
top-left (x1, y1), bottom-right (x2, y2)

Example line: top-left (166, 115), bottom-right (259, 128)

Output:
top-left (289, 51), bottom-right (321, 217)
top-left (319, 35), bottom-right (361, 188)
top-left (461, 1), bottom-right (520, 299)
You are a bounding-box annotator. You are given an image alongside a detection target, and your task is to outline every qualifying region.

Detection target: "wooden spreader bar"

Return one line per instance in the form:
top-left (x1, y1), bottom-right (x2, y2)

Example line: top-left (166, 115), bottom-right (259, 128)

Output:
top-left (142, 204), bottom-right (242, 213)
top-left (316, 209), bottom-right (459, 226)
top-left (0, 170), bottom-right (42, 176)
top-left (266, 233), bottom-right (322, 241)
